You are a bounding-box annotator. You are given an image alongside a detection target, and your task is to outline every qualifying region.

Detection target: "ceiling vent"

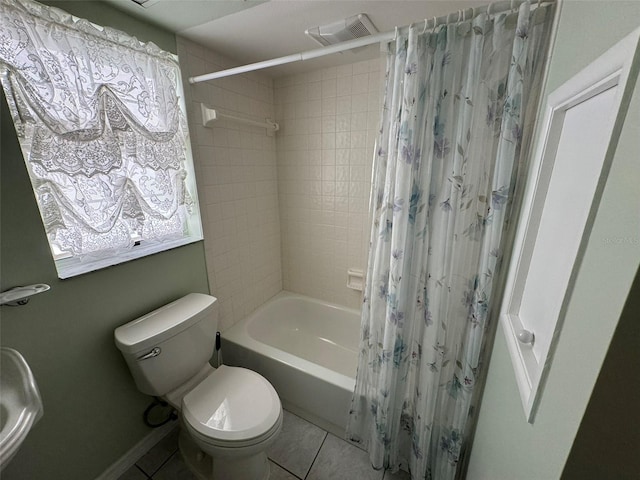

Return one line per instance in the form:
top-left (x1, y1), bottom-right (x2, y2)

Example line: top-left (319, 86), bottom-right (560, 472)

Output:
top-left (130, 0), bottom-right (161, 8)
top-left (305, 14), bottom-right (378, 48)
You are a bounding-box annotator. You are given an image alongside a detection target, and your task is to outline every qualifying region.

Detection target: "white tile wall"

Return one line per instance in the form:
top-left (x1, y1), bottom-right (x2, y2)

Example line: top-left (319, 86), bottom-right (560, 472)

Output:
top-left (178, 37), bottom-right (382, 318)
top-left (275, 58), bottom-right (383, 309)
top-left (177, 37), bottom-right (282, 332)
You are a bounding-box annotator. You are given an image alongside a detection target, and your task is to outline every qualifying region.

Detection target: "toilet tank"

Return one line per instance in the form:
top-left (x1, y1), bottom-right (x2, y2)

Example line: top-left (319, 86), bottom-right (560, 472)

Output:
top-left (114, 293), bottom-right (218, 396)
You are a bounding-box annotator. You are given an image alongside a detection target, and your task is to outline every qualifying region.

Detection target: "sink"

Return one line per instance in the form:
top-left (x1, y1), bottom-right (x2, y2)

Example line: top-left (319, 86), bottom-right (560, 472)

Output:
top-left (0, 348), bottom-right (43, 470)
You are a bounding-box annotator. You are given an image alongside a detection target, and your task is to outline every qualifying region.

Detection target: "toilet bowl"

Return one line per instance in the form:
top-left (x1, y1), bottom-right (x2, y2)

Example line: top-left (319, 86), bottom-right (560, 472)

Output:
top-left (114, 293), bottom-right (282, 480)
top-left (181, 365), bottom-right (282, 480)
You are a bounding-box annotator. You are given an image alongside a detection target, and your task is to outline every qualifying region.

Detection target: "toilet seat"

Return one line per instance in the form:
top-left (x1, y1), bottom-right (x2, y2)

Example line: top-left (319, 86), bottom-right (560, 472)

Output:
top-left (186, 412), bottom-right (282, 451)
top-left (182, 365), bottom-right (282, 447)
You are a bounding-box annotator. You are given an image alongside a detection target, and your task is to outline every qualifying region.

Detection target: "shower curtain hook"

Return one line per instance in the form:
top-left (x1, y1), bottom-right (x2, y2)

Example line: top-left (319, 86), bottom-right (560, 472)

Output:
top-left (422, 18), bottom-right (428, 34)
top-left (394, 26), bottom-right (398, 40)
top-left (487, 3), bottom-right (493, 15)
top-left (457, 10), bottom-right (462, 22)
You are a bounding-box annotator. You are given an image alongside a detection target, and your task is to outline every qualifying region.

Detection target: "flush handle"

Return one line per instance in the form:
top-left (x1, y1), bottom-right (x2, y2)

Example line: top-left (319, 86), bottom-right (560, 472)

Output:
top-left (138, 347), bottom-right (161, 360)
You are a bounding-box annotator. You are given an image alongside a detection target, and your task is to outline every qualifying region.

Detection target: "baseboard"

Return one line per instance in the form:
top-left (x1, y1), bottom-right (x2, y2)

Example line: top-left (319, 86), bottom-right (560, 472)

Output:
top-left (95, 420), bottom-right (178, 480)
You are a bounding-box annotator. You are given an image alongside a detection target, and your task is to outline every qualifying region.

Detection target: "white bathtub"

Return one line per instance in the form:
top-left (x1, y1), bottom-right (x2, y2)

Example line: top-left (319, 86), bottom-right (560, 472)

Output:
top-left (221, 291), bottom-right (361, 435)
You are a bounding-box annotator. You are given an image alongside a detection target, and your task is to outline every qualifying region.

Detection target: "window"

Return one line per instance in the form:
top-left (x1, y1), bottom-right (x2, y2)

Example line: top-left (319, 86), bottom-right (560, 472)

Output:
top-left (0, 0), bottom-right (203, 278)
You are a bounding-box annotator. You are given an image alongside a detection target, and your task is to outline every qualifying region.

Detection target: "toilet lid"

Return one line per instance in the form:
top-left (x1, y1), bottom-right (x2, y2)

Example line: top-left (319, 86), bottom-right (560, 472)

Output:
top-left (182, 365), bottom-right (281, 443)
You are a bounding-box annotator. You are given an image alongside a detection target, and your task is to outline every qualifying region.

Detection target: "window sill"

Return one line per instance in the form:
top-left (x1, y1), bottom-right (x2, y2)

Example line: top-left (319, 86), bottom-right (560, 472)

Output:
top-left (54, 234), bottom-right (203, 279)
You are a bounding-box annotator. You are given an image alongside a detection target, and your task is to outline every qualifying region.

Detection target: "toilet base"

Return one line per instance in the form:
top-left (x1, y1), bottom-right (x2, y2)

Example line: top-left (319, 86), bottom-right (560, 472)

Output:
top-left (213, 451), bottom-right (270, 480)
top-left (179, 429), bottom-right (210, 480)
top-left (179, 428), bottom-right (271, 480)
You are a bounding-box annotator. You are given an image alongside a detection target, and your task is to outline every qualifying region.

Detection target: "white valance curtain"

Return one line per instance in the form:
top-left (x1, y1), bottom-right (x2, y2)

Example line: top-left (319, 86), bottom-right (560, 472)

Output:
top-left (0, 0), bottom-right (197, 263)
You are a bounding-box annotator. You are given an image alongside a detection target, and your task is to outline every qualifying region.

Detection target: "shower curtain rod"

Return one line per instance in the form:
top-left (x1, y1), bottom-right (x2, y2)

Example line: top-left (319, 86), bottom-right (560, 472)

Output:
top-left (188, 0), bottom-right (554, 85)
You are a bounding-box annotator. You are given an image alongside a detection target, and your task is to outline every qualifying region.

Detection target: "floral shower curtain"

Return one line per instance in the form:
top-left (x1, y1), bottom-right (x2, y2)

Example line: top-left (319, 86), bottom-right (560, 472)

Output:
top-left (347, 3), bottom-right (553, 479)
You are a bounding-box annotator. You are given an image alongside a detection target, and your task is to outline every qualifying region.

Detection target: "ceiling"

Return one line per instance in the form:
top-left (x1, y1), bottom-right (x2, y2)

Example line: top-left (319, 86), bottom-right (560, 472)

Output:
top-left (102, 0), bottom-right (486, 77)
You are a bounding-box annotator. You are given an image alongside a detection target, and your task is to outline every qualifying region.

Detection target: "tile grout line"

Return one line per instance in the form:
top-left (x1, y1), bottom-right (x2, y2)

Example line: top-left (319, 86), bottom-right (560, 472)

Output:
top-left (134, 464), bottom-right (151, 479)
top-left (303, 431), bottom-right (329, 480)
top-left (269, 458), bottom-right (304, 480)
top-left (147, 447), bottom-right (179, 479)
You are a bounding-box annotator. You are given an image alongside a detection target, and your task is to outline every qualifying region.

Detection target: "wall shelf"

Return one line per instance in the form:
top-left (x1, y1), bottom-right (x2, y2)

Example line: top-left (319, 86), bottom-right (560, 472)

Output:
top-left (347, 268), bottom-right (364, 292)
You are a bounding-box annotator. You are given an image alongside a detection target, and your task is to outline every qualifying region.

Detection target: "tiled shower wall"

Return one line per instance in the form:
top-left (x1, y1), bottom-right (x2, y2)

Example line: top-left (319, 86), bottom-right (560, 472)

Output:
top-left (178, 37), bottom-right (383, 323)
top-left (177, 37), bottom-right (282, 331)
top-left (275, 59), bottom-right (383, 309)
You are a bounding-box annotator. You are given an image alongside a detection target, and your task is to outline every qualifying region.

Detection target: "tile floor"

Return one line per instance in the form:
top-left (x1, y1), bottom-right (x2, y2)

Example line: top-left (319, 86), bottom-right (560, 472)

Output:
top-left (118, 410), bottom-right (410, 480)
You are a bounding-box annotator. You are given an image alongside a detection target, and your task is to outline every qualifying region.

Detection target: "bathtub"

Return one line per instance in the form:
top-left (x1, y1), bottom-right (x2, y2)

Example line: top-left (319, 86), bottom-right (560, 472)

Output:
top-left (221, 291), bottom-right (361, 435)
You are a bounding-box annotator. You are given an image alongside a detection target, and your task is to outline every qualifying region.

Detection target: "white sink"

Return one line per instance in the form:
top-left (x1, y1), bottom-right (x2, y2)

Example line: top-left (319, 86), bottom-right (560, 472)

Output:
top-left (0, 348), bottom-right (43, 470)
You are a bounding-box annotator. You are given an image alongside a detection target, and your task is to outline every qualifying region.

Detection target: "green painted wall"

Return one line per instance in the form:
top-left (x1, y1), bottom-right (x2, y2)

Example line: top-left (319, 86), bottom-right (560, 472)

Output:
top-left (0, 2), bottom-right (209, 479)
top-left (466, 2), bottom-right (640, 479)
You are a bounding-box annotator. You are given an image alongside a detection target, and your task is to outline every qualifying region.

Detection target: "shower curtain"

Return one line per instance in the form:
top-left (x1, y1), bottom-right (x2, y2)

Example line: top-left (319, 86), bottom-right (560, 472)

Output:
top-left (347, 2), bottom-right (553, 479)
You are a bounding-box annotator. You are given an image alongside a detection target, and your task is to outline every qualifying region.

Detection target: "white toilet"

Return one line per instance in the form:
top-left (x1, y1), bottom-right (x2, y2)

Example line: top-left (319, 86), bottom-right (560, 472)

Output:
top-left (114, 293), bottom-right (282, 480)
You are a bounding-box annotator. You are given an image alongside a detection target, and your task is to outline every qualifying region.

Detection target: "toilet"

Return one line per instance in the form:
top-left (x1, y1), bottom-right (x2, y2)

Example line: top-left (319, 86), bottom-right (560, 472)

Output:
top-left (114, 293), bottom-right (282, 480)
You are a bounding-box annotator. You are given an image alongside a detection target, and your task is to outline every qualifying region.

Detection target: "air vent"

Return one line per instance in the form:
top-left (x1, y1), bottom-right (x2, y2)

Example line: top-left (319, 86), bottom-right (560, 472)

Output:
top-left (130, 0), bottom-right (161, 8)
top-left (305, 14), bottom-right (378, 48)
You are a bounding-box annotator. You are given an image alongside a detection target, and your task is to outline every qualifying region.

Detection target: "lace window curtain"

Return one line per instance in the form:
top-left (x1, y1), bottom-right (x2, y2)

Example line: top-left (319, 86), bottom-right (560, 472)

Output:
top-left (0, 0), bottom-right (202, 277)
